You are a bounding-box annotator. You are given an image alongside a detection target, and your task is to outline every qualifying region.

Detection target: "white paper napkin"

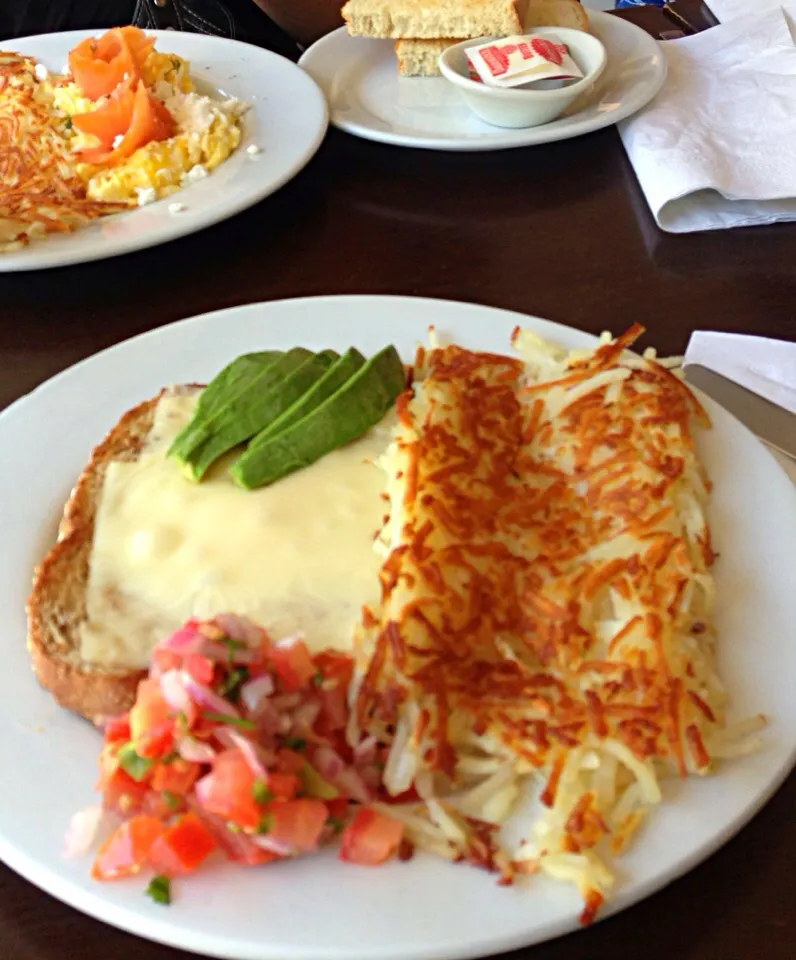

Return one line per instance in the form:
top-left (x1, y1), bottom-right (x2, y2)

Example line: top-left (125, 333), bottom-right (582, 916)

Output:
top-left (684, 331), bottom-right (796, 482)
top-left (684, 331), bottom-right (796, 414)
top-left (705, 0), bottom-right (788, 22)
top-left (618, 7), bottom-right (796, 233)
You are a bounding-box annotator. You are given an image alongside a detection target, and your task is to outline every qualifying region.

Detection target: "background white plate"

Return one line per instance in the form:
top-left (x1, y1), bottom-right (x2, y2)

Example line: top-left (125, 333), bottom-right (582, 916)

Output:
top-left (1, 31), bottom-right (328, 272)
top-left (299, 13), bottom-right (666, 151)
top-left (0, 296), bottom-right (794, 960)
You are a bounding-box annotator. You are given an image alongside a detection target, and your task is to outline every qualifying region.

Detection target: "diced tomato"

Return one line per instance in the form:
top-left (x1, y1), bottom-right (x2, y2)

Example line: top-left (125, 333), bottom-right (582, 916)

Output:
top-left (99, 767), bottom-right (150, 815)
top-left (103, 715), bottom-right (131, 743)
top-left (269, 641), bottom-right (316, 692)
top-left (267, 772), bottom-right (300, 801)
top-left (151, 758), bottom-right (200, 796)
top-left (325, 797), bottom-right (349, 822)
top-left (130, 678), bottom-right (171, 742)
top-left (136, 722), bottom-right (174, 760)
top-left (268, 800), bottom-right (328, 853)
top-left (197, 749), bottom-right (260, 831)
top-left (188, 805), bottom-right (281, 866)
top-left (183, 653), bottom-right (214, 686)
top-left (275, 749), bottom-right (306, 776)
top-left (91, 815), bottom-right (163, 880)
top-left (149, 812), bottom-right (218, 876)
top-left (339, 808), bottom-right (404, 866)
top-left (314, 651), bottom-right (354, 688)
top-left (152, 648), bottom-right (182, 675)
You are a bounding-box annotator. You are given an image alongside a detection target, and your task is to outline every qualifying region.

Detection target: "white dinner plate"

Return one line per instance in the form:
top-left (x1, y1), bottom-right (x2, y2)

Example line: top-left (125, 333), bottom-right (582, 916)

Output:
top-left (298, 13), bottom-right (666, 151)
top-left (0, 295), bottom-right (794, 960)
top-left (0, 31), bottom-right (328, 272)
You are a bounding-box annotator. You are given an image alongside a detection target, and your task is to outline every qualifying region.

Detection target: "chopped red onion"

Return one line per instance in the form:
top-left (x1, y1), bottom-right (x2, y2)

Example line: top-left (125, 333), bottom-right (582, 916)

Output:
top-left (159, 669), bottom-right (193, 713)
top-left (197, 639), bottom-right (260, 665)
top-left (177, 736), bottom-right (216, 764)
top-left (157, 624), bottom-right (203, 654)
top-left (290, 700), bottom-right (321, 738)
top-left (353, 735), bottom-right (378, 766)
top-left (251, 834), bottom-right (293, 856)
top-left (227, 731), bottom-right (268, 780)
top-left (214, 613), bottom-right (264, 648)
top-left (183, 677), bottom-right (239, 717)
top-left (194, 774), bottom-right (214, 807)
top-left (310, 745), bottom-right (372, 804)
top-left (240, 675), bottom-right (275, 713)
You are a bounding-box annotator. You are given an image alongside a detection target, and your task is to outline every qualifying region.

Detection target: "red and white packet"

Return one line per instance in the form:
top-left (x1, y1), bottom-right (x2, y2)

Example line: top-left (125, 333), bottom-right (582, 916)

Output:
top-left (466, 33), bottom-right (584, 89)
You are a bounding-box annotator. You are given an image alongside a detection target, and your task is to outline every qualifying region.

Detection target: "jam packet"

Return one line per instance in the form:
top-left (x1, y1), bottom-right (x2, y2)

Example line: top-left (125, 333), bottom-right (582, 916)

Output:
top-left (466, 33), bottom-right (584, 89)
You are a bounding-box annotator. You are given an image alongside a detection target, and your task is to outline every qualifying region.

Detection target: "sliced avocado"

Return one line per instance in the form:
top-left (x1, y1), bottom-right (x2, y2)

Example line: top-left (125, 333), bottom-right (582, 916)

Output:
top-left (167, 350), bottom-right (283, 461)
top-left (183, 349), bottom-right (339, 482)
top-left (230, 345), bottom-right (405, 490)
top-left (245, 347), bottom-right (366, 447)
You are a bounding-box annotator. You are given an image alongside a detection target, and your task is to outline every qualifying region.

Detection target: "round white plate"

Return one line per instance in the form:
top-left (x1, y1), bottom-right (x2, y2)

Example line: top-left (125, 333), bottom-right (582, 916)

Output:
top-left (0, 296), bottom-right (794, 960)
top-left (1, 31), bottom-right (328, 272)
top-left (298, 13), bottom-right (666, 151)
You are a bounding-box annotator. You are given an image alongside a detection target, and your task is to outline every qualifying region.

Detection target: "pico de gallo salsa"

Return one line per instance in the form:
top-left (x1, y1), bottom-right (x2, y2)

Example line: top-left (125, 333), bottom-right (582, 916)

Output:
top-left (65, 615), bottom-right (406, 901)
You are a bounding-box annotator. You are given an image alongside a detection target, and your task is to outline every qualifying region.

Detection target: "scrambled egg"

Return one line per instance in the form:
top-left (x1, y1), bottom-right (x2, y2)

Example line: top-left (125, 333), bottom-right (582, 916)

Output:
top-left (48, 52), bottom-right (245, 206)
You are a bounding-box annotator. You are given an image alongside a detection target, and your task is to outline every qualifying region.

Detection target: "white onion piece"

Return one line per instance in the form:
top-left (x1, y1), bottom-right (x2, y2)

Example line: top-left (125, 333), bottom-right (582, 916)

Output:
top-left (228, 731), bottom-right (268, 780)
top-left (184, 677), bottom-right (239, 716)
top-left (177, 736), bottom-right (216, 764)
top-left (159, 669), bottom-right (193, 713)
top-left (251, 834), bottom-right (293, 856)
top-left (63, 806), bottom-right (105, 858)
top-left (291, 700), bottom-right (321, 733)
top-left (240, 675), bottom-right (274, 713)
top-left (215, 613), bottom-right (264, 648)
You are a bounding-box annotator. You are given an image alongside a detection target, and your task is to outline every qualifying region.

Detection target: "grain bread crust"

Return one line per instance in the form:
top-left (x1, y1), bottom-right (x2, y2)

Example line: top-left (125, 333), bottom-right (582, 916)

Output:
top-left (27, 384), bottom-right (201, 723)
top-left (524, 0), bottom-right (589, 31)
top-left (343, 0), bottom-right (524, 39)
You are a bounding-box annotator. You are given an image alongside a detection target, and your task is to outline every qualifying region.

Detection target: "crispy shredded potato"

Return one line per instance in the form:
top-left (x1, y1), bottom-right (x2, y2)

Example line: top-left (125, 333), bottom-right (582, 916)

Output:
top-left (0, 53), bottom-right (128, 252)
top-left (349, 324), bottom-right (765, 924)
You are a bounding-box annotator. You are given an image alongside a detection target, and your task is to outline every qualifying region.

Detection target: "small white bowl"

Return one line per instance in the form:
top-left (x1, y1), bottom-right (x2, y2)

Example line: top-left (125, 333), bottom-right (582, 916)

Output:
top-left (439, 27), bottom-right (607, 129)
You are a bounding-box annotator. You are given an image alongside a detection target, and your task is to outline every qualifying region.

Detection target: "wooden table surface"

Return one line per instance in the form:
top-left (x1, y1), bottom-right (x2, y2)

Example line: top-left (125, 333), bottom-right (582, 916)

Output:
top-left (1, 54), bottom-right (795, 960)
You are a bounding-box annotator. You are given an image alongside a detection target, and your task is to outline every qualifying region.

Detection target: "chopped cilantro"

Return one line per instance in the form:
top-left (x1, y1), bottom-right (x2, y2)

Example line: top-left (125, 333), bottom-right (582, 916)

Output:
top-left (283, 737), bottom-right (306, 751)
top-left (118, 742), bottom-right (154, 782)
top-left (252, 779), bottom-right (274, 805)
top-left (218, 666), bottom-right (249, 702)
top-left (162, 790), bottom-right (181, 811)
top-left (227, 821), bottom-right (241, 834)
top-left (220, 636), bottom-right (246, 665)
top-left (257, 813), bottom-right (274, 835)
top-left (311, 671), bottom-right (324, 688)
top-left (326, 816), bottom-right (345, 834)
top-left (64, 115), bottom-right (73, 130)
top-left (203, 711), bottom-right (256, 731)
top-left (146, 875), bottom-right (171, 906)
top-left (161, 751), bottom-right (179, 765)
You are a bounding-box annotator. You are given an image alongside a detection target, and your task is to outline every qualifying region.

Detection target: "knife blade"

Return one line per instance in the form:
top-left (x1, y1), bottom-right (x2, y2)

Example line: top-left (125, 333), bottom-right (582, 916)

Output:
top-left (684, 364), bottom-right (796, 461)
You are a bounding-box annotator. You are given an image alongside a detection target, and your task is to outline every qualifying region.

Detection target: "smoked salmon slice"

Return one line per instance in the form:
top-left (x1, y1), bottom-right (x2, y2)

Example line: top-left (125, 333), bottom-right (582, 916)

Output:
top-left (76, 79), bottom-right (175, 166)
top-left (68, 26), bottom-right (155, 101)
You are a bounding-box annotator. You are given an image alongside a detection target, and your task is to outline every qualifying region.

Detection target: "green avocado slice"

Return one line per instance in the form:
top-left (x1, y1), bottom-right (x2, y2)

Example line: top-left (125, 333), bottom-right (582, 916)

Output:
top-left (245, 347), bottom-right (366, 447)
top-left (167, 350), bottom-right (283, 462)
top-left (183, 349), bottom-right (338, 482)
top-left (230, 345), bottom-right (405, 490)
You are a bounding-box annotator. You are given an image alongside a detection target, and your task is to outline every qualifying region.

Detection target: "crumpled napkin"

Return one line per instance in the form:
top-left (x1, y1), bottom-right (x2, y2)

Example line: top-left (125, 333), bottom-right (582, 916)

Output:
top-left (618, 6), bottom-right (796, 233)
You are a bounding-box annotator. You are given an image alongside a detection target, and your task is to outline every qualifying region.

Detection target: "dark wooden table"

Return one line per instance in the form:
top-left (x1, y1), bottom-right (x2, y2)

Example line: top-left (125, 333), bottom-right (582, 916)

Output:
top-left (1, 48), bottom-right (795, 960)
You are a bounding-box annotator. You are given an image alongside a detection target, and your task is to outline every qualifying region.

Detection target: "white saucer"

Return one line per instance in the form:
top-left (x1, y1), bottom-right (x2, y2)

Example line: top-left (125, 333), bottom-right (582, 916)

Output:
top-left (299, 12), bottom-right (666, 151)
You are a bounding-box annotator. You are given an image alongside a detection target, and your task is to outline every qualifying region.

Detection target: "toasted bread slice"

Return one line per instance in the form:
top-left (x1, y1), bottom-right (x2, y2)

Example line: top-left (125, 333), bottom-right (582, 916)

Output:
top-left (27, 385), bottom-right (201, 724)
top-left (395, 37), bottom-right (463, 76)
top-left (343, 0), bottom-right (523, 39)
top-left (524, 0), bottom-right (589, 31)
